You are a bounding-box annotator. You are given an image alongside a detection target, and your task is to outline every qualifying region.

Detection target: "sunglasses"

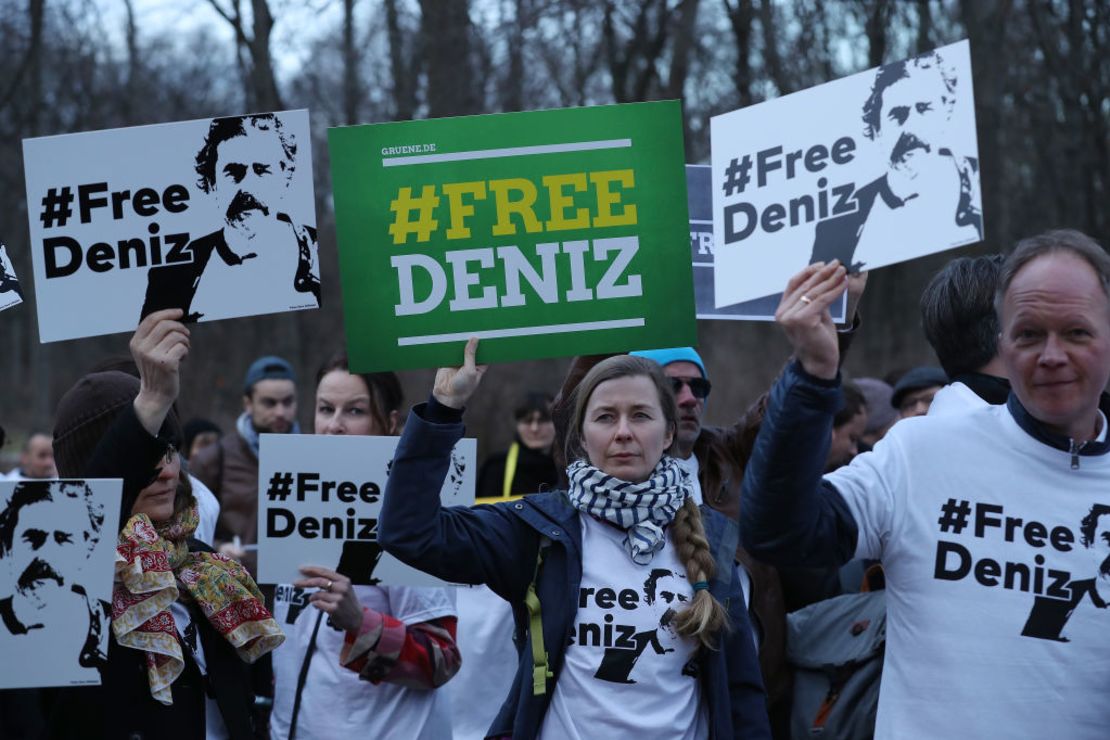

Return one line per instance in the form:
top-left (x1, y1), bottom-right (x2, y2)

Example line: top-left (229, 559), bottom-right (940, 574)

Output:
top-left (669, 376), bottom-right (711, 400)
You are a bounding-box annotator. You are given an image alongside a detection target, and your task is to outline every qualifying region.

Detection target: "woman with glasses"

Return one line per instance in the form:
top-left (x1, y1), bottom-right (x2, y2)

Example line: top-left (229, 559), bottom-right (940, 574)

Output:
top-left (378, 339), bottom-right (771, 739)
top-left (476, 391), bottom-right (559, 502)
top-left (48, 309), bottom-right (284, 740)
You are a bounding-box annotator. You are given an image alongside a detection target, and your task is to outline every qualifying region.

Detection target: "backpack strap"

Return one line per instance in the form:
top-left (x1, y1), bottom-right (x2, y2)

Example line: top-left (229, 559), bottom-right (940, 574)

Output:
top-left (502, 442), bottom-right (521, 499)
top-left (524, 535), bottom-right (553, 695)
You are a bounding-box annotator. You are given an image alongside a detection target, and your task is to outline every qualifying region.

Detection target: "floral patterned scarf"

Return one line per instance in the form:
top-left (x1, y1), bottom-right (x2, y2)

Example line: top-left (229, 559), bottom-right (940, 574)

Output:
top-left (112, 506), bottom-right (284, 705)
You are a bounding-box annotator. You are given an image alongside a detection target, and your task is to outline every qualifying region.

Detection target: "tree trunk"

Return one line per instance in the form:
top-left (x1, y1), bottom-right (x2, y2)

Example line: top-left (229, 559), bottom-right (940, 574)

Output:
top-left (722, 0), bottom-right (754, 107)
top-left (419, 0), bottom-right (479, 117)
top-left (342, 0), bottom-right (360, 125)
top-left (864, 0), bottom-right (891, 67)
top-left (384, 0), bottom-right (416, 120)
top-left (757, 0), bottom-right (790, 94)
top-left (503, 0), bottom-right (527, 112)
top-left (665, 0), bottom-right (699, 99)
top-left (915, 0), bottom-right (932, 53)
top-left (248, 0), bottom-right (282, 110)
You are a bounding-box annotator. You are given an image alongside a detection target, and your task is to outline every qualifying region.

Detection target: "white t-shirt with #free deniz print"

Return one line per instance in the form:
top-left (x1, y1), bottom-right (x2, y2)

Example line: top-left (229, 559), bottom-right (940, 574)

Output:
top-left (270, 585), bottom-right (455, 740)
top-left (827, 403), bottom-right (1110, 739)
top-left (539, 515), bottom-right (708, 740)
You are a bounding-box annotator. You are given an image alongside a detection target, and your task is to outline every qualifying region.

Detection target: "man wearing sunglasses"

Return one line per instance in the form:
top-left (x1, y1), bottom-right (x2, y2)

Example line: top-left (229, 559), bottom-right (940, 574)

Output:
top-left (628, 348), bottom-right (712, 482)
top-left (623, 346), bottom-right (791, 731)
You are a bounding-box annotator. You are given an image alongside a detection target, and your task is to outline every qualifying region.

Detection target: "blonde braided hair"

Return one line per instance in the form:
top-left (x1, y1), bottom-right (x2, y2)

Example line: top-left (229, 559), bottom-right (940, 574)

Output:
top-left (671, 497), bottom-right (729, 648)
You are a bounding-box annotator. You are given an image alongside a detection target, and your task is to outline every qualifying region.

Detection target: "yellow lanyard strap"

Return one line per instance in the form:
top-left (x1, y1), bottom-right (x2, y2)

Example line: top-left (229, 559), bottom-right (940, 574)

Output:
top-left (502, 441), bottom-right (521, 499)
top-left (524, 541), bottom-right (552, 695)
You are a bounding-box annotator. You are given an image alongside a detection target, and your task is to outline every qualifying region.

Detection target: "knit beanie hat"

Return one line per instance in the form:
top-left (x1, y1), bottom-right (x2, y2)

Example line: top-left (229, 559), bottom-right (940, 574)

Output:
top-left (629, 347), bottom-right (708, 379)
top-left (53, 371), bottom-right (182, 478)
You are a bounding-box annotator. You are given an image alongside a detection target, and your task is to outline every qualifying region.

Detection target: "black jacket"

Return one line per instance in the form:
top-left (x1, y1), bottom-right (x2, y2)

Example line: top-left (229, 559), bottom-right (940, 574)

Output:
top-left (476, 438), bottom-right (559, 499)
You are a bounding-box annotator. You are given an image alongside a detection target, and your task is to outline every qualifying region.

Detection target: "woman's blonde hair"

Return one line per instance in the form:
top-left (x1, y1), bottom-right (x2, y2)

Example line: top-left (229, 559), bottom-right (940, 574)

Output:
top-left (566, 354), bottom-right (728, 647)
top-left (671, 497), bottom-right (728, 648)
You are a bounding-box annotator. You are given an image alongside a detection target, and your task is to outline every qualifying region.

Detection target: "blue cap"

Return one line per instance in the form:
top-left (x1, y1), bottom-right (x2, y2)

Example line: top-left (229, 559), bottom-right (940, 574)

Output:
top-left (243, 355), bottom-right (295, 394)
top-left (629, 347), bottom-right (707, 379)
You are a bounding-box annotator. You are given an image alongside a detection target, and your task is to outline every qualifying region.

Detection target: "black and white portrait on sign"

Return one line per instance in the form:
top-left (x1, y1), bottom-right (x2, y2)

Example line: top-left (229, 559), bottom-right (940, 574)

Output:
top-left (22, 109), bottom-right (318, 343)
top-left (0, 479), bottom-right (121, 689)
top-left (711, 40), bottom-right (981, 309)
top-left (0, 241), bottom-right (23, 313)
top-left (809, 48), bottom-right (982, 271)
top-left (141, 112), bottom-right (320, 322)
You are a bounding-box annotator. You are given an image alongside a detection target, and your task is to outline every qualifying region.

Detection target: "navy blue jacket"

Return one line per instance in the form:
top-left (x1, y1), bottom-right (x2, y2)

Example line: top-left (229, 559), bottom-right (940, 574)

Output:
top-left (380, 404), bottom-right (772, 739)
top-left (739, 360), bottom-right (1110, 568)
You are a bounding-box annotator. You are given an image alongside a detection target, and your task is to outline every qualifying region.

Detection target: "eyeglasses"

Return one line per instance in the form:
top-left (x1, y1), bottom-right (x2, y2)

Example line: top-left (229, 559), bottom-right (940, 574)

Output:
top-left (141, 443), bottom-right (179, 488)
top-left (669, 376), bottom-right (711, 400)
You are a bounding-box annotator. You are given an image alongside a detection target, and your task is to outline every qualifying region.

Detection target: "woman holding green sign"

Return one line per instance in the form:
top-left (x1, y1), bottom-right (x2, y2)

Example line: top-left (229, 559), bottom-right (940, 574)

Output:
top-left (380, 339), bottom-right (771, 739)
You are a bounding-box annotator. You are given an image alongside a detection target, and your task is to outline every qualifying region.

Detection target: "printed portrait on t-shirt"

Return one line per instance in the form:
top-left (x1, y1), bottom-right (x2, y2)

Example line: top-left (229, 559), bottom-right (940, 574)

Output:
top-left (1022, 502), bottom-right (1110, 642)
top-left (592, 567), bottom-right (691, 684)
top-left (0, 241), bottom-right (24, 311)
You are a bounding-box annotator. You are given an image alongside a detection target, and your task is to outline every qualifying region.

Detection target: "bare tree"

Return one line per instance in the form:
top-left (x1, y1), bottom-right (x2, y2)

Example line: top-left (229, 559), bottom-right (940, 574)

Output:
top-left (384, 0), bottom-right (419, 120)
top-left (1026, 0), bottom-right (1108, 239)
top-left (419, 0), bottom-right (480, 117)
top-left (858, 0), bottom-right (894, 67)
top-left (205, 0), bottom-right (284, 110)
top-left (915, 0), bottom-right (933, 53)
top-left (603, 0), bottom-right (672, 103)
top-left (501, 0), bottom-right (529, 112)
top-left (341, 0), bottom-right (360, 124)
top-left (722, 0), bottom-right (754, 106)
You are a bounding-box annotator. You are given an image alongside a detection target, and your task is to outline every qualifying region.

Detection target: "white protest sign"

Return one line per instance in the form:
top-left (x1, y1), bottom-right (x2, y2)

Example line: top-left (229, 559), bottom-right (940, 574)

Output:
top-left (0, 241), bottom-right (23, 313)
top-left (687, 165), bottom-right (845, 322)
top-left (0, 479), bottom-right (122, 689)
top-left (23, 109), bottom-right (319, 342)
top-left (712, 40), bottom-right (981, 307)
top-left (256, 434), bottom-right (476, 586)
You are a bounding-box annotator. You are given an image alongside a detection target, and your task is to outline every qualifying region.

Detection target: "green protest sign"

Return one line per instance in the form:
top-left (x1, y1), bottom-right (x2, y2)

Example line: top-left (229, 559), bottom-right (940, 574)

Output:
top-left (328, 101), bottom-right (695, 371)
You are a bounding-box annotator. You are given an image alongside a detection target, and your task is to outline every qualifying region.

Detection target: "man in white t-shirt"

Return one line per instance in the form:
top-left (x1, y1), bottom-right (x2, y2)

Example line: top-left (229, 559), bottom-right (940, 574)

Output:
top-left (743, 229), bottom-right (1110, 738)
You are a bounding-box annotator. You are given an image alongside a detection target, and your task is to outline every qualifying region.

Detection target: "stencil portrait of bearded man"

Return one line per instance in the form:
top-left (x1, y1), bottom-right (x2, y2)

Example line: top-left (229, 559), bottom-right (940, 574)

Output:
top-left (0, 481), bottom-right (110, 688)
top-left (810, 49), bottom-right (983, 272)
top-left (140, 112), bottom-right (320, 323)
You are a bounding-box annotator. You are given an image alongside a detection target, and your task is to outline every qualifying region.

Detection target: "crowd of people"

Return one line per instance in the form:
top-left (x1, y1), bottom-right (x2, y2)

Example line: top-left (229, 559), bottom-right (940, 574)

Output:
top-left (1, 226), bottom-right (1108, 739)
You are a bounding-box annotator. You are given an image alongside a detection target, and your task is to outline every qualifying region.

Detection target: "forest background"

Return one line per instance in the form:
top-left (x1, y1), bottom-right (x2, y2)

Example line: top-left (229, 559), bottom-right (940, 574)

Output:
top-left (0, 0), bottom-right (1106, 464)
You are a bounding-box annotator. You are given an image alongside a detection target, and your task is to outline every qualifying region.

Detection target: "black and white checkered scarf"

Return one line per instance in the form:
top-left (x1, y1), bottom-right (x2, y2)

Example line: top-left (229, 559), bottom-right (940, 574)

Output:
top-left (565, 456), bottom-right (690, 565)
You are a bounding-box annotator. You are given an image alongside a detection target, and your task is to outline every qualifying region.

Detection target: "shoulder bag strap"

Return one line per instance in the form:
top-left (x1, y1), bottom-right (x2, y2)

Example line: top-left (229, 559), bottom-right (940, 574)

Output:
top-left (287, 611), bottom-right (324, 740)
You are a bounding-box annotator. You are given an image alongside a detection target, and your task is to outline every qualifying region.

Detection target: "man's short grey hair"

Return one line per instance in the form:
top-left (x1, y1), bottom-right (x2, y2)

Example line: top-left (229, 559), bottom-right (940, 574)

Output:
top-left (921, 254), bottom-right (1004, 377)
top-left (994, 229), bottom-right (1110, 316)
